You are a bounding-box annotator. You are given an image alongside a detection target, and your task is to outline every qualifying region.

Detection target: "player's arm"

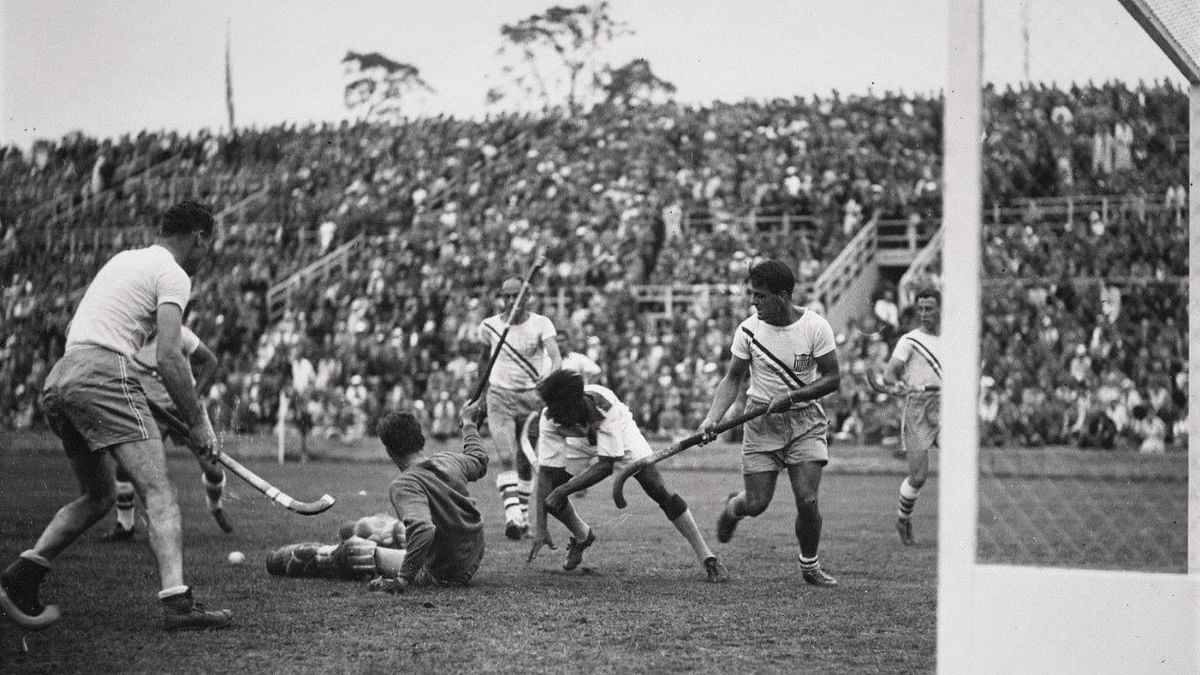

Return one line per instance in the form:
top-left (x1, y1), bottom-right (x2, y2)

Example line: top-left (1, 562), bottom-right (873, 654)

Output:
top-left (156, 303), bottom-right (215, 456)
top-left (457, 399), bottom-right (490, 481)
top-left (544, 328), bottom-right (562, 374)
top-left (787, 350), bottom-right (841, 404)
top-left (188, 339), bottom-right (218, 397)
top-left (699, 355), bottom-right (750, 439)
top-left (544, 457), bottom-right (615, 514)
top-left (387, 484), bottom-right (433, 592)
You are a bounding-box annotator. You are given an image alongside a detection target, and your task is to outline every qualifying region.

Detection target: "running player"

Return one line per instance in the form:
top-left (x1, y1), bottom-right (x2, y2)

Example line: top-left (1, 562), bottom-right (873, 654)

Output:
top-left (699, 259), bottom-right (842, 586)
top-left (107, 324), bottom-right (232, 539)
top-left (526, 370), bottom-right (728, 583)
top-left (0, 200), bottom-right (232, 631)
top-left (881, 288), bottom-right (942, 546)
top-left (476, 277), bottom-right (561, 540)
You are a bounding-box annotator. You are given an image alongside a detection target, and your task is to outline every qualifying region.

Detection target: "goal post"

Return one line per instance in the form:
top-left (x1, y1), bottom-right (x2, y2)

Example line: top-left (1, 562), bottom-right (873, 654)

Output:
top-left (940, 0), bottom-right (1200, 672)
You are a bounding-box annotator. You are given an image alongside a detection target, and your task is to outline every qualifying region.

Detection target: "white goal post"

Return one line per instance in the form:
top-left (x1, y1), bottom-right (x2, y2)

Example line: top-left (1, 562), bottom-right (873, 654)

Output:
top-left (939, 1), bottom-right (1200, 673)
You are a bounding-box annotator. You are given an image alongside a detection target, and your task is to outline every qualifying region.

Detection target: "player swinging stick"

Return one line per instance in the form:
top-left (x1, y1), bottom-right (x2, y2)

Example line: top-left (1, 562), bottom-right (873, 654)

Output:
top-left (476, 277), bottom-right (561, 540)
top-left (0, 200), bottom-right (231, 631)
top-left (880, 288), bottom-right (942, 546)
top-left (527, 370), bottom-right (728, 582)
top-left (700, 259), bottom-right (841, 586)
top-left (107, 324), bottom-right (232, 539)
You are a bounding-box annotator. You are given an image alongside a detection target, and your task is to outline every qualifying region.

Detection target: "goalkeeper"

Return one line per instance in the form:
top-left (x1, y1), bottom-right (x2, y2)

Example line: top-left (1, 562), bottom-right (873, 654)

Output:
top-left (267, 401), bottom-right (489, 590)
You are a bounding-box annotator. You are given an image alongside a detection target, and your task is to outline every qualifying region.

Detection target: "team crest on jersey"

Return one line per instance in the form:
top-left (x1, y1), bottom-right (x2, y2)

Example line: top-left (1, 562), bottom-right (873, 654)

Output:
top-left (793, 354), bottom-right (811, 371)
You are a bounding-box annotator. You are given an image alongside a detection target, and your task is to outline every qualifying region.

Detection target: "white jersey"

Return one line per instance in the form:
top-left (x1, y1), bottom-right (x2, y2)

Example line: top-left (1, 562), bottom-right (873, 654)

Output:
top-left (65, 245), bottom-right (192, 358)
top-left (731, 309), bottom-right (836, 405)
top-left (477, 312), bottom-right (557, 390)
top-left (537, 384), bottom-right (650, 463)
top-left (130, 325), bottom-right (201, 382)
top-left (891, 329), bottom-right (942, 390)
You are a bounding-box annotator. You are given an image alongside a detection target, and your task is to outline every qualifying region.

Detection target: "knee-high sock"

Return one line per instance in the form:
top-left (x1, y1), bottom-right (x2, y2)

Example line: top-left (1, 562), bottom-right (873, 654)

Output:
top-left (898, 477), bottom-right (921, 520)
top-left (517, 478), bottom-right (532, 523)
top-left (203, 469), bottom-right (226, 511)
top-left (671, 509), bottom-right (715, 563)
top-left (115, 480), bottom-right (136, 530)
top-left (496, 470), bottom-right (522, 523)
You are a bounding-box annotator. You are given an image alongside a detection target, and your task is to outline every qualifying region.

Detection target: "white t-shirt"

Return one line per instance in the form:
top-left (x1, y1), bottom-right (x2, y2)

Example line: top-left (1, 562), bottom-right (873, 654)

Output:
top-left (477, 312), bottom-right (557, 390)
top-left (66, 245), bottom-right (191, 357)
top-left (561, 351), bottom-right (601, 380)
top-left (537, 385), bottom-right (649, 462)
top-left (890, 329), bottom-right (942, 390)
top-left (130, 325), bottom-right (201, 381)
top-left (731, 309), bottom-right (836, 404)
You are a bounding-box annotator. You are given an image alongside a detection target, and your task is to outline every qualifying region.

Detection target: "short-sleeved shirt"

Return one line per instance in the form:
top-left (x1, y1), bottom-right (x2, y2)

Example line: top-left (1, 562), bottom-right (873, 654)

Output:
top-left (65, 245), bottom-right (191, 358)
top-left (731, 310), bottom-right (836, 406)
top-left (536, 385), bottom-right (652, 468)
top-left (890, 329), bottom-right (942, 390)
top-left (130, 326), bottom-right (201, 381)
top-left (477, 312), bottom-right (557, 390)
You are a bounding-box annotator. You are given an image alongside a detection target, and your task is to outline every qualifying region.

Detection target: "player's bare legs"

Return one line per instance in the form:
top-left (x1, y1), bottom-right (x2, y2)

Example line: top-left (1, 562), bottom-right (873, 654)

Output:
top-left (109, 438), bottom-right (184, 588)
top-left (717, 470), bottom-right (779, 543)
top-left (110, 438), bottom-right (231, 629)
top-left (488, 402), bottom-right (528, 539)
top-left (634, 467), bottom-right (727, 582)
top-left (787, 462), bottom-right (835, 586)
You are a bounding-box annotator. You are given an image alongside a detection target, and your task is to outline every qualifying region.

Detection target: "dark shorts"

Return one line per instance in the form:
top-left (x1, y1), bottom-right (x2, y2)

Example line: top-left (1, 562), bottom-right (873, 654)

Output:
top-left (42, 346), bottom-right (154, 456)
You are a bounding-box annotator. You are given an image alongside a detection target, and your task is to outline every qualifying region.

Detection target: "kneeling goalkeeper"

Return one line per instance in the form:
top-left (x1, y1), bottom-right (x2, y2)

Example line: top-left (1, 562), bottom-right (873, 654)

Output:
top-left (267, 400), bottom-right (489, 591)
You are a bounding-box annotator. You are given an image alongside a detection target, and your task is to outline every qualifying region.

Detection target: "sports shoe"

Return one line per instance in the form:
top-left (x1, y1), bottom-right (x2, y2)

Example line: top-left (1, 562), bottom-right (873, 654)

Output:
top-left (563, 528), bottom-right (595, 571)
top-left (211, 508), bottom-right (235, 534)
top-left (161, 588), bottom-right (233, 631)
top-left (716, 493), bottom-right (740, 543)
top-left (103, 524), bottom-right (136, 542)
top-left (896, 517), bottom-right (915, 546)
top-left (801, 567), bottom-right (839, 588)
top-left (505, 520), bottom-right (525, 541)
top-left (0, 575), bottom-right (61, 631)
top-left (703, 556), bottom-right (729, 583)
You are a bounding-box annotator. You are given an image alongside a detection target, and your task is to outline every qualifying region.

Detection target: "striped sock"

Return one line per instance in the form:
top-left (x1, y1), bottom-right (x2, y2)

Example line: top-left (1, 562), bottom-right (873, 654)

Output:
top-left (115, 480), bottom-right (136, 530)
top-left (798, 554), bottom-right (821, 572)
top-left (898, 478), bottom-right (920, 520)
top-left (496, 471), bottom-right (522, 523)
top-left (516, 479), bottom-right (532, 525)
top-left (203, 470), bottom-right (226, 511)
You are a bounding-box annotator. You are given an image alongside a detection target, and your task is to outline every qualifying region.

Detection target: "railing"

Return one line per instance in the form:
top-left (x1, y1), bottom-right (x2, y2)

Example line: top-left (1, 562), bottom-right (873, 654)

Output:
top-left (266, 233), bottom-right (364, 323)
top-left (811, 217), bottom-right (877, 310)
top-left (898, 227), bottom-right (943, 308)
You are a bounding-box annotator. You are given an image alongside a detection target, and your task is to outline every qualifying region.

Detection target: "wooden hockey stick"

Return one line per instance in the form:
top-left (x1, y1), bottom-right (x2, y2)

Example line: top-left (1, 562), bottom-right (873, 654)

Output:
top-left (865, 369), bottom-right (940, 396)
top-left (612, 395), bottom-right (796, 508)
top-left (147, 400), bottom-right (336, 516)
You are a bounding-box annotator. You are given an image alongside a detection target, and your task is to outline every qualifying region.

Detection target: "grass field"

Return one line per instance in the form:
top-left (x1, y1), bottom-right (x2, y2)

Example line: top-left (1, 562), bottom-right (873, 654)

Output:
top-left (1, 432), bottom-right (938, 674)
top-left (1, 431), bottom-right (1188, 674)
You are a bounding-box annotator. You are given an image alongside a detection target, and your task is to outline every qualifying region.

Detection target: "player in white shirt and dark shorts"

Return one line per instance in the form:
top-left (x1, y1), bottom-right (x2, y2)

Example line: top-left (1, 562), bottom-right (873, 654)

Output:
top-left (106, 325), bottom-right (232, 539)
top-left (526, 370), bottom-right (728, 583)
top-left (882, 288), bottom-right (942, 546)
top-left (476, 277), bottom-right (561, 540)
top-left (0, 201), bottom-right (233, 632)
top-left (699, 259), bottom-right (842, 587)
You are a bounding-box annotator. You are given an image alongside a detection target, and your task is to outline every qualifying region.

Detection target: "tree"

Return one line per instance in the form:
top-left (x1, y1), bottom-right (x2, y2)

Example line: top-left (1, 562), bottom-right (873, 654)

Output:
top-left (491, 2), bottom-right (631, 113)
top-left (342, 51), bottom-right (433, 122)
top-left (600, 58), bottom-right (676, 108)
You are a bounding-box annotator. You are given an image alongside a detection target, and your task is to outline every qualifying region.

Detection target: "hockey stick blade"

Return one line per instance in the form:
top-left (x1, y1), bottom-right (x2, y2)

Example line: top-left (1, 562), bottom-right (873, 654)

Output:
top-left (147, 400), bottom-right (336, 516)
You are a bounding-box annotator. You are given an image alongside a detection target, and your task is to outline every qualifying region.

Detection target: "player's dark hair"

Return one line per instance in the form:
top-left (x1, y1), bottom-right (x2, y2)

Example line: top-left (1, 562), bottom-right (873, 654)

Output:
top-left (914, 287), bottom-right (941, 305)
top-left (161, 200), bottom-right (215, 238)
top-left (537, 369), bottom-right (588, 427)
top-left (747, 259), bottom-right (795, 296)
top-left (377, 410), bottom-right (425, 464)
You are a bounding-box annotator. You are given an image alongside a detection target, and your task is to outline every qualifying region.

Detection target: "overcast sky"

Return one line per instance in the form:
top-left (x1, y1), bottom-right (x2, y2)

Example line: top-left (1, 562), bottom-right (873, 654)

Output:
top-left (0, 0), bottom-right (1183, 146)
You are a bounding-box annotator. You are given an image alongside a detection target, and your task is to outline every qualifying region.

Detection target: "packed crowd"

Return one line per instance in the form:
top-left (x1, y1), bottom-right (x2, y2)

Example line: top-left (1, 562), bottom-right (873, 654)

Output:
top-left (0, 80), bottom-right (1189, 452)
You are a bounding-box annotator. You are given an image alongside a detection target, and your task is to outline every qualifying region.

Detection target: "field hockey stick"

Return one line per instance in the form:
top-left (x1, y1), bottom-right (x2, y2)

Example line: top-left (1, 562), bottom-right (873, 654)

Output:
top-left (612, 395), bottom-right (796, 508)
top-left (468, 254), bottom-right (547, 404)
top-left (865, 369), bottom-right (940, 396)
top-left (147, 400), bottom-right (336, 516)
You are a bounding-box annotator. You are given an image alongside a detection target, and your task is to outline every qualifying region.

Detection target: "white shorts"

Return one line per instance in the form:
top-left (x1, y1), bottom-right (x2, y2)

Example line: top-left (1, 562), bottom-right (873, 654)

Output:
top-left (537, 416), bottom-right (652, 476)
